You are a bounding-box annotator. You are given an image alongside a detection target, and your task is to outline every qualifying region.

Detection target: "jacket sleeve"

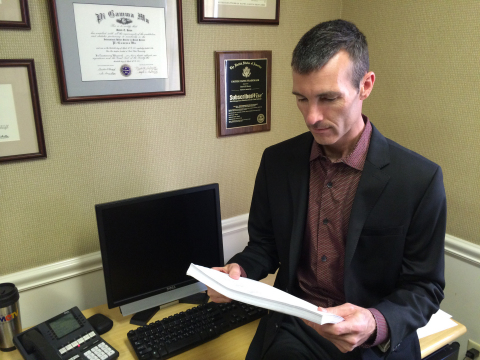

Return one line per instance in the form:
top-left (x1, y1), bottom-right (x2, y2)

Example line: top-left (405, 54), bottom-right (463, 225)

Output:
top-left (228, 151), bottom-right (280, 280)
top-left (375, 166), bottom-right (446, 353)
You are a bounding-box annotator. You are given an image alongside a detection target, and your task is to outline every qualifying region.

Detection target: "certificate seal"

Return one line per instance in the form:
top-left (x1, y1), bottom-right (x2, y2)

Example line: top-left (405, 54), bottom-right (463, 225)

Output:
top-left (117, 18), bottom-right (133, 25)
top-left (120, 64), bottom-right (132, 77)
top-left (257, 114), bottom-right (265, 124)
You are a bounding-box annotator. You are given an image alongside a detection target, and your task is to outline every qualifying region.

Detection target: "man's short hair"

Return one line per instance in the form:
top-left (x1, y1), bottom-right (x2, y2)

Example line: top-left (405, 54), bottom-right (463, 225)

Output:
top-left (291, 19), bottom-right (369, 89)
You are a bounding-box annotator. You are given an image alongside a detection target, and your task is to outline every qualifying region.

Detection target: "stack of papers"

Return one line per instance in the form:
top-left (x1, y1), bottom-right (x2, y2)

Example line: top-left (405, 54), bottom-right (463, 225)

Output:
top-left (417, 309), bottom-right (458, 339)
top-left (187, 264), bottom-right (458, 338)
top-left (186, 264), bottom-right (344, 325)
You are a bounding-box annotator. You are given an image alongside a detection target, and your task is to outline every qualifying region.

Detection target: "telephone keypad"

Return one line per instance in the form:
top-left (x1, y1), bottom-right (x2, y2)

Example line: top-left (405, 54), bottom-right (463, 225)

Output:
top-left (58, 331), bottom-right (104, 360)
top-left (83, 341), bottom-right (115, 360)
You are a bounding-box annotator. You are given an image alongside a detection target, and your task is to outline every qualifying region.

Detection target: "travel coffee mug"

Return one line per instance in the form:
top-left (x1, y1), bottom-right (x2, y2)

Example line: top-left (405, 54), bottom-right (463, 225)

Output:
top-left (0, 283), bottom-right (22, 352)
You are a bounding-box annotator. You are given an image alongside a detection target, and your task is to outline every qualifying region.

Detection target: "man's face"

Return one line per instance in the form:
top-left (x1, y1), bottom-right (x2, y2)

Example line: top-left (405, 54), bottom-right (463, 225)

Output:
top-left (292, 51), bottom-right (371, 155)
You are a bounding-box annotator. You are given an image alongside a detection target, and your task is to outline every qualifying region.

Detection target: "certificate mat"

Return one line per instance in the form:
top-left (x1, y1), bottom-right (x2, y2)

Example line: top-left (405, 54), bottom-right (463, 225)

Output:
top-left (52, 0), bottom-right (183, 99)
top-left (0, 66), bottom-right (39, 158)
top-left (0, 0), bottom-right (22, 22)
top-left (0, 84), bottom-right (20, 142)
top-left (73, 3), bottom-right (168, 81)
top-left (202, 0), bottom-right (277, 20)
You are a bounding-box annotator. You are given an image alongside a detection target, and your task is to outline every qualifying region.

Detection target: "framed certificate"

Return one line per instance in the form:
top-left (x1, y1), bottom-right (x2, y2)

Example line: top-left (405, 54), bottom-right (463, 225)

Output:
top-left (198, 0), bottom-right (279, 25)
top-left (0, 0), bottom-right (30, 29)
top-left (215, 51), bottom-right (272, 137)
top-left (49, 0), bottom-right (185, 103)
top-left (0, 60), bottom-right (47, 163)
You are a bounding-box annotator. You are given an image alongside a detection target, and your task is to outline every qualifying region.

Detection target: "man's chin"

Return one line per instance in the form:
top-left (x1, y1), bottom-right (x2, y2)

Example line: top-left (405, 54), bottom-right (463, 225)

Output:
top-left (312, 134), bottom-right (337, 146)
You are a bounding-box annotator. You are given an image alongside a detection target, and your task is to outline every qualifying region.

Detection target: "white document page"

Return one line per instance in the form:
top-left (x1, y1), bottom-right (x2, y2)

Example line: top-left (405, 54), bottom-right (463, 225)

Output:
top-left (416, 309), bottom-right (458, 339)
top-left (187, 264), bottom-right (344, 325)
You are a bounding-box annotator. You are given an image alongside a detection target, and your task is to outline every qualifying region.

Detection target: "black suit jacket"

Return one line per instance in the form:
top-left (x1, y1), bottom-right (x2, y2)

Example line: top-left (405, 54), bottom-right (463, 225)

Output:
top-left (229, 123), bottom-right (446, 359)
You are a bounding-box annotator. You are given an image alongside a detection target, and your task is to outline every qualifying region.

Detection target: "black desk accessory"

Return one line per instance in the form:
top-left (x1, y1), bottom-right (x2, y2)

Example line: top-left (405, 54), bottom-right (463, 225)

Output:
top-left (87, 313), bottom-right (114, 335)
top-left (13, 306), bottom-right (119, 360)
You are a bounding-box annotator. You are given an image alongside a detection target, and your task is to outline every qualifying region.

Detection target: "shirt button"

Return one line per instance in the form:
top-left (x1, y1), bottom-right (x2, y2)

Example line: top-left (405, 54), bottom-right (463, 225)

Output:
top-left (327, 182), bottom-right (333, 188)
top-left (321, 255), bottom-right (327, 262)
top-left (323, 218), bottom-right (329, 225)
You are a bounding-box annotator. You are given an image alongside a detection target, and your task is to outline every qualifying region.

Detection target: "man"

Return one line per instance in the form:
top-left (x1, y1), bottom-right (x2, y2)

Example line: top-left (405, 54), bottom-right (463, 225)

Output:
top-left (208, 19), bottom-right (446, 360)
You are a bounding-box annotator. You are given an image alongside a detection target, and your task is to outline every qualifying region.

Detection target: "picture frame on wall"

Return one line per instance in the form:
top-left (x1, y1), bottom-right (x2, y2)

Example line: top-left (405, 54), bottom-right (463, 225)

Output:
top-left (198, 0), bottom-right (279, 25)
top-left (0, 59), bottom-right (47, 163)
top-left (0, 0), bottom-right (30, 29)
top-left (49, 0), bottom-right (185, 103)
top-left (215, 51), bottom-right (272, 137)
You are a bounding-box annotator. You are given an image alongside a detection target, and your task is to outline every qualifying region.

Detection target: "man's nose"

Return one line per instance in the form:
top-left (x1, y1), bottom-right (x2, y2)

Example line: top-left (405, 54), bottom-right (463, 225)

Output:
top-left (305, 105), bottom-right (323, 126)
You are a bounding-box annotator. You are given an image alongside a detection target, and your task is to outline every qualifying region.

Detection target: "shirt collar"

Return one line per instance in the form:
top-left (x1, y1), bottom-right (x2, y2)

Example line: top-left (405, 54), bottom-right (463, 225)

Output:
top-left (310, 115), bottom-right (372, 171)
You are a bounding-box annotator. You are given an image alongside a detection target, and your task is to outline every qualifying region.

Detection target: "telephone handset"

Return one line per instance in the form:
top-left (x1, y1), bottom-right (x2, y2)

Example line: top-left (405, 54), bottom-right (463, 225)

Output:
top-left (13, 306), bottom-right (119, 360)
top-left (21, 329), bottom-right (62, 360)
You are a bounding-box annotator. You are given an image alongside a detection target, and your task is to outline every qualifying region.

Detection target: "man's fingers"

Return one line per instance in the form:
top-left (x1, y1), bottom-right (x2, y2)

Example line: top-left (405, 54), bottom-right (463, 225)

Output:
top-left (322, 303), bottom-right (356, 317)
top-left (207, 264), bottom-right (242, 302)
top-left (206, 286), bottom-right (232, 303)
top-left (212, 264), bottom-right (241, 280)
top-left (306, 303), bottom-right (377, 353)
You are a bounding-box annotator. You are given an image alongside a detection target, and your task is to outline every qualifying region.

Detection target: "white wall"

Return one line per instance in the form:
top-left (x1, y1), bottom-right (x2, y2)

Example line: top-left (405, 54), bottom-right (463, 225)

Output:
top-left (442, 235), bottom-right (480, 357)
top-left (0, 214), bottom-right (249, 328)
top-left (1, 216), bottom-right (479, 359)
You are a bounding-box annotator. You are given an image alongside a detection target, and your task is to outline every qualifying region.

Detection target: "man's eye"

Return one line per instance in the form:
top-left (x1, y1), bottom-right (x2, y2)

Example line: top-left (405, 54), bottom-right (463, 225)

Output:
top-left (322, 97), bottom-right (336, 102)
top-left (297, 98), bottom-right (307, 102)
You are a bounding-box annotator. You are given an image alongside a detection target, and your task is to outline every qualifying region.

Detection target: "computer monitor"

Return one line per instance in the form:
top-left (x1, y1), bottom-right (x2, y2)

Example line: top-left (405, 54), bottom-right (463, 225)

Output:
top-left (95, 183), bottom-right (224, 324)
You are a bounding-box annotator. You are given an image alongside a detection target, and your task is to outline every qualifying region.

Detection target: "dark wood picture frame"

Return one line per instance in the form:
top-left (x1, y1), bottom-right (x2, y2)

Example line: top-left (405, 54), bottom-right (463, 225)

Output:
top-left (215, 51), bottom-right (272, 137)
top-left (0, 59), bottom-right (47, 163)
top-left (198, 0), bottom-right (279, 25)
top-left (49, 0), bottom-right (185, 103)
top-left (0, 0), bottom-right (30, 29)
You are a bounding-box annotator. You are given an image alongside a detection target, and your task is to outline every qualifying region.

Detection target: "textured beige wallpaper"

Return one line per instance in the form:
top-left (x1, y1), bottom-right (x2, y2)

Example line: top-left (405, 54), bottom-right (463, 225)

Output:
top-left (342, 1), bottom-right (480, 245)
top-left (0, 1), bottom-right (342, 275)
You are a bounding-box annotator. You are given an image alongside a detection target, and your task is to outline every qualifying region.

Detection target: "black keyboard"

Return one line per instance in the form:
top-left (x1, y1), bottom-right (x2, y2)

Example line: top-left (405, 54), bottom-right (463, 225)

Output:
top-left (127, 300), bottom-right (268, 359)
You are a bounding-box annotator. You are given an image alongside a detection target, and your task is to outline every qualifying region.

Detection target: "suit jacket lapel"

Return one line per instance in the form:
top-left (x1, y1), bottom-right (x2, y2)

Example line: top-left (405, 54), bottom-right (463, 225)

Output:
top-left (286, 133), bottom-right (313, 287)
top-left (344, 124), bottom-right (391, 270)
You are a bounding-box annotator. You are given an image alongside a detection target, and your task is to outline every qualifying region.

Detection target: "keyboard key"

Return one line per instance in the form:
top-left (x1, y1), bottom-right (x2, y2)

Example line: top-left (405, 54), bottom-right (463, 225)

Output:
top-left (165, 333), bottom-right (202, 354)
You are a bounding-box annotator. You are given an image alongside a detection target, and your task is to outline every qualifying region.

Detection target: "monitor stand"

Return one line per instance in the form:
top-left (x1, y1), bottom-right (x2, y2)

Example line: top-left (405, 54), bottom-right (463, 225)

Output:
top-left (129, 292), bottom-right (210, 326)
top-left (179, 291), bottom-right (209, 305)
top-left (130, 306), bottom-right (160, 326)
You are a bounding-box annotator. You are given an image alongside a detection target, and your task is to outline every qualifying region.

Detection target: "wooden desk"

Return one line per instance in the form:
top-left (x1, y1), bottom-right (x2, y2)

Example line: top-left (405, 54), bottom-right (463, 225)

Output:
top-left (3, 301), bottom-right (466, 360)
top-left (420, 319), bottom-right (466, 358)
top-left (2, 302), bottom-right (257, 360)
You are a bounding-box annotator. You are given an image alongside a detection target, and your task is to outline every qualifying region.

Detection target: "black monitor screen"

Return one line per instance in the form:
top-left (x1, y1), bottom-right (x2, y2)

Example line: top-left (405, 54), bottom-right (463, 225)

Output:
top-left (95, 184), bottom-right (224, 308)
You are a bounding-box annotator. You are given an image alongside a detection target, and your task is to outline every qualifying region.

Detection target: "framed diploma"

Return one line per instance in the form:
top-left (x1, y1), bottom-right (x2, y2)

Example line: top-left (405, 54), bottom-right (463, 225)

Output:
top-left (0, 0), bottom-right (30, 29)
top-left (49, 0), bottom-right (185, 103)
top-left (215, 51), bottom-right (271, 137)
top-left (0, 60), bottom-right (47, 163)
top-left (198, 0), bottom-right (279, 25)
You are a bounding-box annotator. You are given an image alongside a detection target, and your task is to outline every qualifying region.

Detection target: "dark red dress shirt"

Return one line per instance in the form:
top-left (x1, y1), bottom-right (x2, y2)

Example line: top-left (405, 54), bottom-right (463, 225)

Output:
top-left (295, 117), bottom-right (388, 347)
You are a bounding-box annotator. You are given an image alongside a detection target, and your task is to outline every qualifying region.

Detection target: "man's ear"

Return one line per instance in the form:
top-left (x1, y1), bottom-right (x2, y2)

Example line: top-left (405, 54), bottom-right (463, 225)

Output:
top-left (359, 71), bottom-right (375, 100)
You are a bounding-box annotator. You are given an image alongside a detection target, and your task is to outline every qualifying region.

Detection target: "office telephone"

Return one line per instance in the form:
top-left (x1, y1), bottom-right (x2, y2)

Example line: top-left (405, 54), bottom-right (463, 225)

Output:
top-left (13, 306), bottom-right (119, 360)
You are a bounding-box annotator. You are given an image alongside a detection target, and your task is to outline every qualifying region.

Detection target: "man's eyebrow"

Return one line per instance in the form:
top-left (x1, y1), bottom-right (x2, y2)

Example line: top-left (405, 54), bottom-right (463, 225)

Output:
top-left (291, 91), bottom-right (342, 97)
top-left (318, 91), bottom-right (342, 97)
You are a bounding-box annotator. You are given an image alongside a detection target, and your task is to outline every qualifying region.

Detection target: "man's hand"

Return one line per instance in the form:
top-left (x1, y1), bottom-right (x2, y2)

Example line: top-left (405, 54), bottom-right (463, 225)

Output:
top-left (303, 303), bottom-right (376, 353)
top-left (206, 263), bottom-right (242, 303)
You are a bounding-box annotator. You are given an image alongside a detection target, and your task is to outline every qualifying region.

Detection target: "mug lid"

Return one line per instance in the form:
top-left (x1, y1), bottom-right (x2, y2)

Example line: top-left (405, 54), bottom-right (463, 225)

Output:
top-left (0, 283), bottom-right (19, 307)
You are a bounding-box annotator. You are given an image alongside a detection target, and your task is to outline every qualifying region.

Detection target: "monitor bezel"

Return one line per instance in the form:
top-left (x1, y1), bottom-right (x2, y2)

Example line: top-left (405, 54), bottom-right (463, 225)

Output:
top-left (95, 183), bottom-right (224, 310)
